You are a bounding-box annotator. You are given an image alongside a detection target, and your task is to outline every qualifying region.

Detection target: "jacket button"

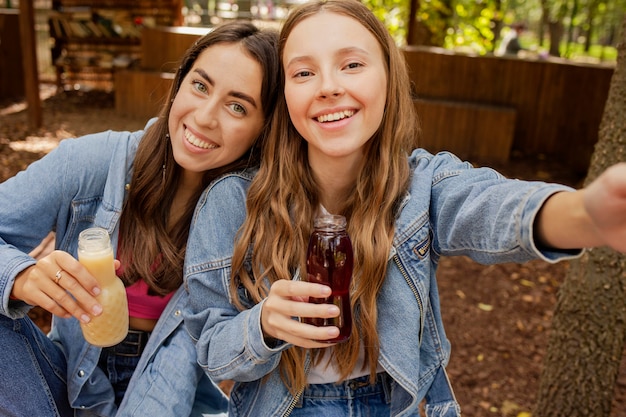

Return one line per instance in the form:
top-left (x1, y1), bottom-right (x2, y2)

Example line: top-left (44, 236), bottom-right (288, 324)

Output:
top-left (174, 310), bottom-right (181, 317)
top-left (78, 370), bottom-right (85, 377)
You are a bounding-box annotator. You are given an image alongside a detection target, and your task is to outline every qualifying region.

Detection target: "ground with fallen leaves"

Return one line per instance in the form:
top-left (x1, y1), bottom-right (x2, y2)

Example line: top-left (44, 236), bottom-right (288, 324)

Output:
top-left (1, 86), bottom-right (625, 417)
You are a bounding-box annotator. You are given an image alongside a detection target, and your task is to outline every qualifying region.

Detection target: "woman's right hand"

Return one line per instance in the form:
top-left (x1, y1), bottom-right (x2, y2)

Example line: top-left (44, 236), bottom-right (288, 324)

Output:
top-left (10, 250), bottom-right (102, 323)
top-left (260, 279), bottom-right (340, 348)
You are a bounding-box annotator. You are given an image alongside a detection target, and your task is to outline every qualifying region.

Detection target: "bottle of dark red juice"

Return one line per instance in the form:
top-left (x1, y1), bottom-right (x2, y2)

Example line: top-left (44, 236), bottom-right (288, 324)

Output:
top-left (304, 214), bottom-right (354, 343)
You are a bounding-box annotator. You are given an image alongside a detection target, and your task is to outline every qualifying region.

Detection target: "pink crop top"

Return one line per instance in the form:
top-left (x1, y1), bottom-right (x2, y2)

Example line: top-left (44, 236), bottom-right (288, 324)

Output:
top-left (116, 252), bottom-right (174, 320)
top-left (125, 279), bottom-right (174, 320)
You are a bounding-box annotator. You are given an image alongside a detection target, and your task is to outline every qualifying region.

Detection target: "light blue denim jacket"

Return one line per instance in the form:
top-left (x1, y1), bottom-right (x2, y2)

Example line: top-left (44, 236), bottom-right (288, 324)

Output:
top-left (184, 149), bottom-right (580, 417)
top-left (0, 120), bottom-right (227, 417)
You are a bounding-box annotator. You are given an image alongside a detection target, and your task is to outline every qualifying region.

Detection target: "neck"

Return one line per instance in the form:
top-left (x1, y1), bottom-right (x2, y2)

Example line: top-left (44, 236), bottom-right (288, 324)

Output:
top-left (169, 170), bottom-right (203, 227)
top-left (310, 153), bottom-right (362, 215)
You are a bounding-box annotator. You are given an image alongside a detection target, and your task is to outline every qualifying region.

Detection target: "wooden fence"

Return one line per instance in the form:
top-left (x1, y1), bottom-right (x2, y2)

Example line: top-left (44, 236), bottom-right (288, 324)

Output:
top-left (115, 29), bottom-right (615, 175)
top-left (404, 46), bottom-right (615, 173)
top-left (0, 10), bottom-right (24, 99)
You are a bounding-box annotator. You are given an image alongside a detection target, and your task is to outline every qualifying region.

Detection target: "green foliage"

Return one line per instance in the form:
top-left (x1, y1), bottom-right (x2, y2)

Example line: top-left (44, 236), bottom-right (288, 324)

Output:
top-left (417, 0), bottom-right (454, 45)
top-left (362, 0), bottom-right (410, 44)
top-left (444, 4), bottom-right (497, 54)
top-left (361, 0), bottom-right (621, 63)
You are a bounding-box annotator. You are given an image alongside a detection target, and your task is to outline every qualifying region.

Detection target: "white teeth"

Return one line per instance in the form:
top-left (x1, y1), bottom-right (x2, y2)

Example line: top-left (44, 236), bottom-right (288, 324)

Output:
top-left (184, 129), bottom-right (218, 149)
top-left (316, 110), bottom-right (355, 123)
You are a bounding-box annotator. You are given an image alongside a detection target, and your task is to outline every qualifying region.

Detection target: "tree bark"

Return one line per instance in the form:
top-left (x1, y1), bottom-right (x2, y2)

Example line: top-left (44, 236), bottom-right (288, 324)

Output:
top-left (535, 17), bottom-right (626, 417)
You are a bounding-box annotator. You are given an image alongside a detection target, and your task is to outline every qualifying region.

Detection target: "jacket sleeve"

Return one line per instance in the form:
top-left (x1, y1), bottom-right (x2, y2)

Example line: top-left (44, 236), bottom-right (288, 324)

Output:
top-left (417, 151), bottom-right (582, 263)
top-left (0, 132), bottom-right (121, 318)
top-left (183, 174), bottom-right (287, 383)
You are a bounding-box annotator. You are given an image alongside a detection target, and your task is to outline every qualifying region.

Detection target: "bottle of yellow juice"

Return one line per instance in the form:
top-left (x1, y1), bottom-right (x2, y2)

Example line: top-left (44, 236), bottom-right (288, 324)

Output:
top-left (78, 227), bottom-right (128, 347)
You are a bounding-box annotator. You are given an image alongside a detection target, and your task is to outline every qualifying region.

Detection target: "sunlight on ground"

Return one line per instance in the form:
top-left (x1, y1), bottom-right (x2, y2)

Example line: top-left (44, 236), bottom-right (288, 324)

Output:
top-left (8, 137), bottom-right (60, 153)
top-left (0, 84), bottom-right (58, 117)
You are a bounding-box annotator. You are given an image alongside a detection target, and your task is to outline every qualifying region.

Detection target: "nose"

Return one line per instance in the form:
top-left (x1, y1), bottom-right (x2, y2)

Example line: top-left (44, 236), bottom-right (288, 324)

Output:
top-left (318, 73), bottom-right (344, 99)
top-left (196, 99), bottom-right (219, 129)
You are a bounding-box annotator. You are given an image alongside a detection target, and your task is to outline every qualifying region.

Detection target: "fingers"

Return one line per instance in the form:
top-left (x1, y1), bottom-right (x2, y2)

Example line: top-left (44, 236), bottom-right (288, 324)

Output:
top-left (261, 280), bottom-right (341, 348)
top-left (12, 251), bottom-right (103, 324)
top-left (583, 164), bottom-right (626, 252)
top-left (53, 251), bottom-right (101, 296)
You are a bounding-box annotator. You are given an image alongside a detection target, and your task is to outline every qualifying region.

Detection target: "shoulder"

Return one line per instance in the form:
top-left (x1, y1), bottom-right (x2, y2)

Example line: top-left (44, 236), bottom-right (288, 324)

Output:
top-left (199, 169), bottom-right (257, 206)
top-left (409, 149), bottom-right (476, 179)
top-left (192, 168), bottom-right (257, 229)
top-left (405, 149), bottom-right (505, 199)
top-left (54, 127), bottom-right (143, 160)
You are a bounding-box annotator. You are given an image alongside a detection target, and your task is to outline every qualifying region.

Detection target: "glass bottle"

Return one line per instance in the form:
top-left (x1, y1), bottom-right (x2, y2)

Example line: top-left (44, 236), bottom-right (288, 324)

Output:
top-left (78, 227), bottom-right (128, 347)
top-left (303, 214), bottom-right (354, 343)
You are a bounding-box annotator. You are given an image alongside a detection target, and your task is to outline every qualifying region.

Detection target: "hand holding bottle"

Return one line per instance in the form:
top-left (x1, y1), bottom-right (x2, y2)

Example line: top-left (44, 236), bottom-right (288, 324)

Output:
top-left (11, 249), bottom-right (103, 324)
top-left (260, 215), bottom-right (354, 347)
top-left (261, 279), bottom-right (342, 348)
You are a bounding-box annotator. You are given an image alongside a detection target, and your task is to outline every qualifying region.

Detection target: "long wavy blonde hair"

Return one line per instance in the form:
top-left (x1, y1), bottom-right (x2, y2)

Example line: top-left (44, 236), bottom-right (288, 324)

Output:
top-left (230, 0), bottom-right (419, 393)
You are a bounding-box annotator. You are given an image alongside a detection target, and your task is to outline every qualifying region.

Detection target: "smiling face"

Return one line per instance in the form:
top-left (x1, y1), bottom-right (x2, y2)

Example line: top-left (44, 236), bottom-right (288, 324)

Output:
top-left (282, 11), bottom-right (387, 175)
top-left (168, 42), bottom-right (265, 179)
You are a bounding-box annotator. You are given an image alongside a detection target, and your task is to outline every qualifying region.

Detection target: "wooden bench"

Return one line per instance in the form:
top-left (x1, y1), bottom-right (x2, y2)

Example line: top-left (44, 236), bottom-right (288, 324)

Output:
top-left (114, 26), bottom-right (209, 120)
top-left (414, 98), bottom-right (516, 164)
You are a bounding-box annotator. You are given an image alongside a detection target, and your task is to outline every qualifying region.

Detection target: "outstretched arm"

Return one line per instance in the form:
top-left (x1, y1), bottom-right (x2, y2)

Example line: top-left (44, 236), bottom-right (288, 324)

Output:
top-left (535, 163), bottom-right (626, 252)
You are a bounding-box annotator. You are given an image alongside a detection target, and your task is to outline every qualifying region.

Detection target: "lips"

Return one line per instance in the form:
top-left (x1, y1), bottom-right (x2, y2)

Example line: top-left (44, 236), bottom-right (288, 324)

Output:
top-left (316, 110), bottom-right (355, 123)
top-left (184, 128), bottom-right (218, 149)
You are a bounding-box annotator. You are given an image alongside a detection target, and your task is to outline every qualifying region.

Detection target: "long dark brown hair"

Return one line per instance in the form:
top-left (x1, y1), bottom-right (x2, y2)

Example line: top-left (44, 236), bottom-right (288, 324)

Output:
top-left (230, 0), bottom-right (418, 392)
top-left (118, 21), bottom-right (279, 295)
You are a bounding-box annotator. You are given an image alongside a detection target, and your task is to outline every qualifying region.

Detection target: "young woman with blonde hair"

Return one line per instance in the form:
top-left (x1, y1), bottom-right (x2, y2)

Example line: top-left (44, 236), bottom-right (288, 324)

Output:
top-left (184, 1), bottom-right (626, 415)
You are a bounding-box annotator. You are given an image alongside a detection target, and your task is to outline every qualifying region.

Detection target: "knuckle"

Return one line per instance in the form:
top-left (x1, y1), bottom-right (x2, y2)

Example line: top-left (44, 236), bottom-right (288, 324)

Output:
top-left (62, 277), bottom-right (79, 291)
top-left (39, 298), bottom-right (58, 313)
top-left (56, 291), bottom-right (74, 306)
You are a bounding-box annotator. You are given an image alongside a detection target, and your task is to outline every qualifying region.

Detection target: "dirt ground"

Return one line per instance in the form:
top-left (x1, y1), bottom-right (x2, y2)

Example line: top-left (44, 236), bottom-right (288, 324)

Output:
top-left (1, 86), bottom-right (625, 416)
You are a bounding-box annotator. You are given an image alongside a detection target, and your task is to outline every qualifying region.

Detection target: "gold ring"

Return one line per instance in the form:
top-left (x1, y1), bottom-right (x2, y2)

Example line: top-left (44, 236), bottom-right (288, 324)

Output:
top-left (54, 269), bottom-right (63, 285)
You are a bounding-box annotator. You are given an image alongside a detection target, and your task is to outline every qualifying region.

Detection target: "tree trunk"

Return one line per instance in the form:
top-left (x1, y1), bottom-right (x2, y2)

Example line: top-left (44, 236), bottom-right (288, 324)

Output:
top-left (491, 0), bottom-right (503, 53)
top-left (584, 0), bottom-right (598, 53)
top-left (565, 0), bottom-right (579, 57)
top-left (539, 0), bottom-right (548, 48)
top-left (535, 17), bottom-right (626, 417)
top-left (548, 20), bottom-right (564, 56)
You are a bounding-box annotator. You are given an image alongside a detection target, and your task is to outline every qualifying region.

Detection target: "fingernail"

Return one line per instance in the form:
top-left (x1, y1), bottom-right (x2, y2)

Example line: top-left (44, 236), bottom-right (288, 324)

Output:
top-left (320, 286), bottom-right (331, 296)
top-left (92, 305), bottom-right (102, 315)
top-left (328, 306), bottom-right (339, 315)
top-left (81, 314), bottom-right (91, 323)
top-left (92, 287), bottom-right (101, 296)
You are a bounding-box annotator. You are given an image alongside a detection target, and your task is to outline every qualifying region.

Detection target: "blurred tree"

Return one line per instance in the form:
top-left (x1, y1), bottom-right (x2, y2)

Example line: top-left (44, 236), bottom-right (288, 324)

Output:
top-left (367, 0), bottom-right (410, 44)
top-left (392, 0), bottom-right (623, 56)
top-left (535, 16), bottom-right (626, 417)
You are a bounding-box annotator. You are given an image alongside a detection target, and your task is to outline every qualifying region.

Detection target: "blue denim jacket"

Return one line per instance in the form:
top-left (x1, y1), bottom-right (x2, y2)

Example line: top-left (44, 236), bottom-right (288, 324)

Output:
top-left (184, 149), bottom-right (580, 417)
top-left (0, 121), bottom-right (227, 417)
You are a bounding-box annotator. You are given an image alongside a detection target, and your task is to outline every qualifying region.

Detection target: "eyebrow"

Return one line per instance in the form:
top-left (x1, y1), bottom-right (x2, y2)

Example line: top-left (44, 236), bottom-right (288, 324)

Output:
top-left (285, 46), bottom-right (370, 68)
top-left (193, 68), bottom-right (258, 108)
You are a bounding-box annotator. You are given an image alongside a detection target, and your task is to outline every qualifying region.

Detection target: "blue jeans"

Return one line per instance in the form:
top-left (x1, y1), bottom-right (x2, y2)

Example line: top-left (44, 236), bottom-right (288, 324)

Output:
top-left (0, 315), bottom-right (143, 416)
top-left (0, 315), bottom-right (73, 417)
top-left (98, 345), bottom-right (142, 406)
top-left (290, 372), bottom-right (405, 417)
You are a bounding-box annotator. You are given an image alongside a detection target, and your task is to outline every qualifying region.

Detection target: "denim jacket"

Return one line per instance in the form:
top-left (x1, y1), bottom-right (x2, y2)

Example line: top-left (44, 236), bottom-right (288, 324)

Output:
top-left (184, 149), bottom-right (580, 417)
top-left (0, 121), bottom-right (227, 417)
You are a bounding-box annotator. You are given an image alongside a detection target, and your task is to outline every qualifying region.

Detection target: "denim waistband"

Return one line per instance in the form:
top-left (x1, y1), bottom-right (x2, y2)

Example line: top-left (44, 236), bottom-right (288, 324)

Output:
top-left (104, 329), bottom-right (151, 357)
top-left (297, 372), bottom-right (392, 405)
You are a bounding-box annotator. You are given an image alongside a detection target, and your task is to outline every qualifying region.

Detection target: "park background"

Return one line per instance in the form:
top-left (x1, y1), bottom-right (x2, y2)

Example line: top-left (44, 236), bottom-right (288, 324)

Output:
top-left (1, 0), bottom-right (625, 416)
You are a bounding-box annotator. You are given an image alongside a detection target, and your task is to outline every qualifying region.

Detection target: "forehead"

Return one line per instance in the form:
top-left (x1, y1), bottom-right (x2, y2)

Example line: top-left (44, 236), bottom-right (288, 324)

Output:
top-left (284, 12), bottom-right (381, 58)
top-left (191, 43), bottom-right (263, 95)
